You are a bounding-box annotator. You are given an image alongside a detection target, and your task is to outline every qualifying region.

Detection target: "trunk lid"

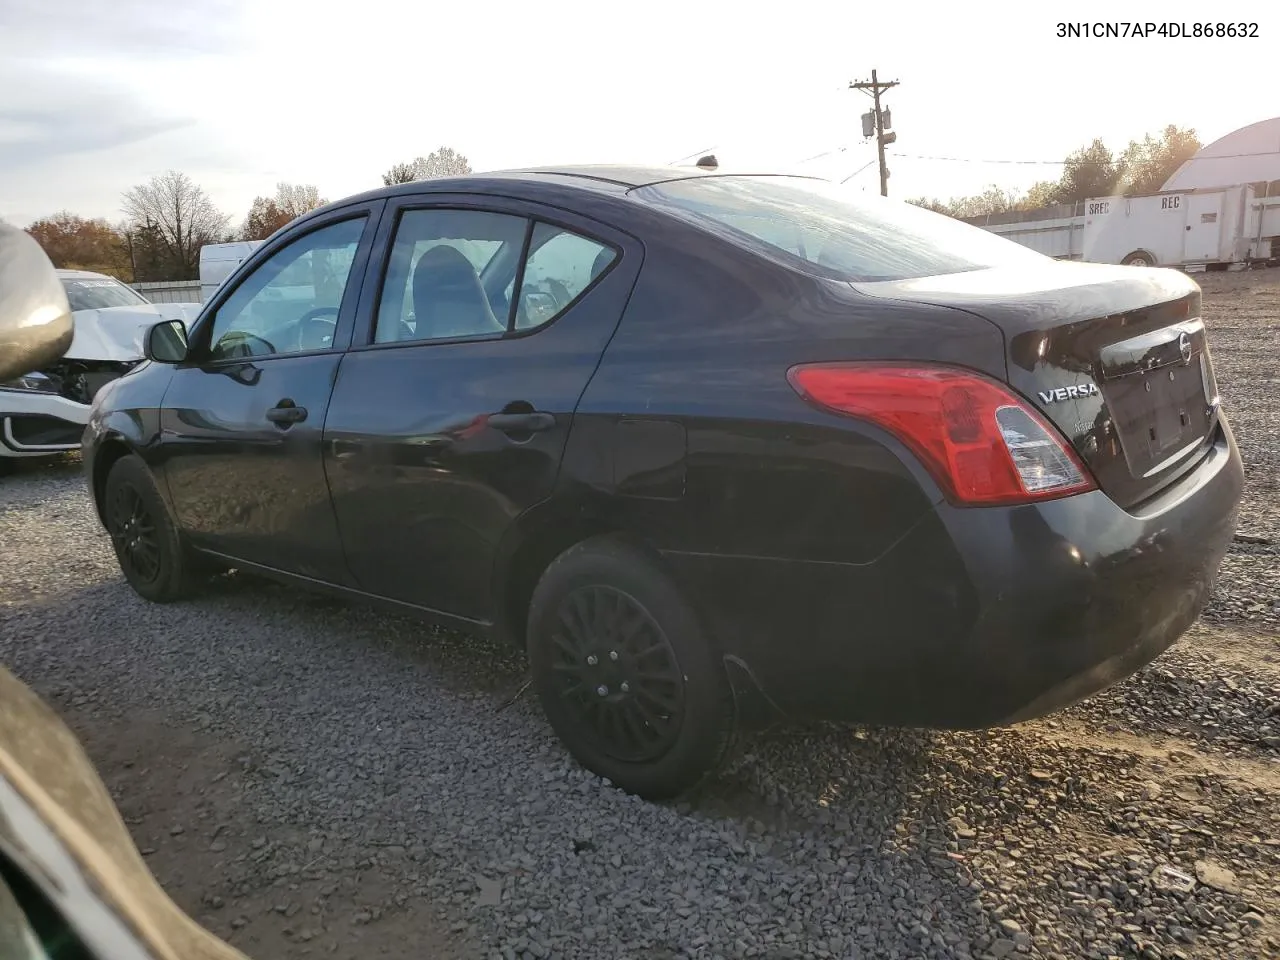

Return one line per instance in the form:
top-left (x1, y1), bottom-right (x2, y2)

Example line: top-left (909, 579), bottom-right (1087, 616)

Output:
top-left (851, 260), bottom-right (1221, 509)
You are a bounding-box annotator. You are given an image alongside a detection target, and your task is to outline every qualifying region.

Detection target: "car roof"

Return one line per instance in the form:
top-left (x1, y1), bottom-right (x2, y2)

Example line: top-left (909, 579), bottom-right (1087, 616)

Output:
top-left (288, 165), bottom-right (834, 247)
top-left (491, 164), bottom-right (719, 188)
top-left (319, 164), bottom-right (826, 216)
top-left (390, 164), bottom-right (724, 197)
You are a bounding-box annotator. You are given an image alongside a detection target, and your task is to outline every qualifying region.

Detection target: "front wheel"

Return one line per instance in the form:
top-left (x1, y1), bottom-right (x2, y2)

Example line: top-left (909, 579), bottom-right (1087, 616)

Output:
top-left (527, 537), bottom-right (736, 801)
top-left (102, 454), bottom-right (201, 603)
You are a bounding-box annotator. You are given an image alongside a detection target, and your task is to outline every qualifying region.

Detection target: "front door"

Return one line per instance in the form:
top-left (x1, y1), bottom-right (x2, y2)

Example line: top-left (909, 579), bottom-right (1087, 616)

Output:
top-left (158, 204), bottom-right (383, 580)
top-left (323, 195), bottom-right (641, 623)
top-left (1183, 193), bottom-right (1223, 262)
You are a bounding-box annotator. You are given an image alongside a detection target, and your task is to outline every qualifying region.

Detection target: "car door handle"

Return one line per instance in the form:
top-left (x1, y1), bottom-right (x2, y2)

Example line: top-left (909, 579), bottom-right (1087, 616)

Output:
top-left (487, 412), bottom-right (555, 433)
top-left (266, 401), bottom-right (308, 425)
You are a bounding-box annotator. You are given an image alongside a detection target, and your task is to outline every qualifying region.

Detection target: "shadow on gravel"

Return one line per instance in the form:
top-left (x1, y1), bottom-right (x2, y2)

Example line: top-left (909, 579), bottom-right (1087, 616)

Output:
top-left (14, 569), bottom-right (1009, 958)
top-left (225, 575), bottom-right (1026, 957)
top-left (14, 560), bottom-right (1280, 958)
top-left (0, 454), bottom-right (80, 482)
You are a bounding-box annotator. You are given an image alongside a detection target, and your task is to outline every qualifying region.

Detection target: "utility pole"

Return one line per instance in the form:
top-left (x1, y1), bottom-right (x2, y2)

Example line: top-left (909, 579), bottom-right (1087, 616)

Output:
top-left (850, 69), bottom-right (899, 196)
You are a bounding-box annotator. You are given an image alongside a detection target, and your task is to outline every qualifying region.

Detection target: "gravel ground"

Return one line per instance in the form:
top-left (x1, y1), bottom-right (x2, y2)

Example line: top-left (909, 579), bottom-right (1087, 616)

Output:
top-left (1196, 269), bottom-right (1280, 635)
top-left (1, 267), bottom-right (1277, 960)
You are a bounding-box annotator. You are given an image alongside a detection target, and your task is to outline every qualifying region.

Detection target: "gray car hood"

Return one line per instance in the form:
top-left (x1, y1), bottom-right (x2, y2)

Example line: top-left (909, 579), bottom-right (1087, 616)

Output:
top-left (65, 303), bottom-right (201, 362)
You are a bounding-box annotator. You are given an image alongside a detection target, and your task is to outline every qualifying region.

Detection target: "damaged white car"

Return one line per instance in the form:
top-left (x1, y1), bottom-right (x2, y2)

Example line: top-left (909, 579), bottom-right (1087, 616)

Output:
top-left (0, 269), bottom-right (200, 469)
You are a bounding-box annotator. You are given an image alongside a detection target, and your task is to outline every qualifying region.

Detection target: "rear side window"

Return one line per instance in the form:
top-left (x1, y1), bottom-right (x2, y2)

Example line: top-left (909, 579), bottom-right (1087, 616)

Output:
top-left (633, 175), bottom-right (1048, 282)
top-left (508, 223), bottom-right (617, 330)
top-left (374, 209), bottom-right (526, 344)
top-left (374, 208), bottom-right (617, 344)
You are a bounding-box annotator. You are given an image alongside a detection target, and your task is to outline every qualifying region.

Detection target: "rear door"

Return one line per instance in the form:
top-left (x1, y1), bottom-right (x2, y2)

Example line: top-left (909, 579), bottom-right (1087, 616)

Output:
top-left (324, 193), bottom-right (642, 623)
top-left (1183, 193), bottom-right (1223, 262)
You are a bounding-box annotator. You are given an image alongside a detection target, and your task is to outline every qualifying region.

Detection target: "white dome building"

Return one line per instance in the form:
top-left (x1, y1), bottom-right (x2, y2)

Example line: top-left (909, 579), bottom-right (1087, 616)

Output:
top-left (1162, 117), bottom-right (1280, 194)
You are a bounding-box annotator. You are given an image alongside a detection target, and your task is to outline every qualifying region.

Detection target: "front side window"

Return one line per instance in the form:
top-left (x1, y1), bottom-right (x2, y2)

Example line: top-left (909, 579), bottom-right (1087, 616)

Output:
top-left (633, 175), bottom-right (1049, 282)
top-left (508, 224), bottom-right (617, 330)
top-left (61, 277), bottom-right (149, 311)
top-left (207, 217), bottom-right (365, 361)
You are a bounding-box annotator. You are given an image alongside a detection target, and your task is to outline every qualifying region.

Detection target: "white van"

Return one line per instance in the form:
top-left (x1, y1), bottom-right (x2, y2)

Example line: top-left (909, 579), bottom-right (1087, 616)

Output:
top-left (199, 240), bottom-right (264, 301)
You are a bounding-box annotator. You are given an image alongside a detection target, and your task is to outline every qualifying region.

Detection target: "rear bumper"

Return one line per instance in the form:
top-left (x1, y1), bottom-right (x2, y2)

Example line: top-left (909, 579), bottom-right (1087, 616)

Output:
top-left (0, 390), bottom-right (90, 459)
top-left (667, 420), bottom-right (1244, 729)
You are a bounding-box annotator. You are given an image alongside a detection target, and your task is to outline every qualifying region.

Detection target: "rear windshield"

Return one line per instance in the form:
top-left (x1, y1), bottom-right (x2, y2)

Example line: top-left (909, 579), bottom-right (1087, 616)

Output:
top-left (61, 277), bottom-right (149, 311)
top-left (632, 175), bottom-right (1048, 282)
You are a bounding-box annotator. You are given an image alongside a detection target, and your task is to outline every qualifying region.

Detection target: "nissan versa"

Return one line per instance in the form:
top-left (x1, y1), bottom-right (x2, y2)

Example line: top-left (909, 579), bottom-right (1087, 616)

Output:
top-left (82, 166), bottom-right (1243, 799)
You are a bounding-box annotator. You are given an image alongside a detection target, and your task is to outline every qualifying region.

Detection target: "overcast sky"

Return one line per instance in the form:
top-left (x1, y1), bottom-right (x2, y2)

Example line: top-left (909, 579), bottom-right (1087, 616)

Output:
top-left (1, 0), bottom-right (1274, 229)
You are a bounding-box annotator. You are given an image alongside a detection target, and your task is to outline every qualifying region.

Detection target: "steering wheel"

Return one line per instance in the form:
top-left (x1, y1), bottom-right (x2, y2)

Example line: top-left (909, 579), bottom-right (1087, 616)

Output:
top-left (295, 306), bottom-right (339, 352)
top-left (216, 330), bottom-right (277, 359)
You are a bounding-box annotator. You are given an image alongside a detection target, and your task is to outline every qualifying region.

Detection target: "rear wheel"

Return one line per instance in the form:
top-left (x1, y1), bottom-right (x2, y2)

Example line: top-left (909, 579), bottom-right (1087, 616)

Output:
top-left (1122, 250), bottom-right (1156, 267)
top-left (527, 537), bottom-right (735, 801)
top-left (102, 454), bottom-right (201, 602)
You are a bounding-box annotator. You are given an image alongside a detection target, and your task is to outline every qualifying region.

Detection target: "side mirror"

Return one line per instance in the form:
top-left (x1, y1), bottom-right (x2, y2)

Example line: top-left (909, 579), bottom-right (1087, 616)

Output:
top-left (0, 222), bottom-right (73, 382)
top-left (144, 319), bottom-right (189, 363)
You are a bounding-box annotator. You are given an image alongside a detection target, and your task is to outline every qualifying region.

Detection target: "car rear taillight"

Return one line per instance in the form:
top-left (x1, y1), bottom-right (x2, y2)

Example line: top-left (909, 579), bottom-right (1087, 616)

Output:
top-left (786, 363), bottom-right (1097, 506)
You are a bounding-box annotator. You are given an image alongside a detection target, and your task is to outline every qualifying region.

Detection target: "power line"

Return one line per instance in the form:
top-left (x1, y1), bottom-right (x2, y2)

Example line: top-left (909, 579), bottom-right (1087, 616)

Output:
top-left (894, 150), bottom-right (1280, 166)
top-left (839, 159), bottom-right (879, 183)
top-left (794, 146), bottom-right (849, 165)
top-left (667, 143), bottom-right (1273, 183)
top-left (783, 145), bottom-right (877, 184)
top-left (668, 146), bottom-right (718, 165)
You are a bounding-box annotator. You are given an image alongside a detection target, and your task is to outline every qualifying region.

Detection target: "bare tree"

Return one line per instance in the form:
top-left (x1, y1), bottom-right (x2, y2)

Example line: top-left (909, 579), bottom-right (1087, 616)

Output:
top-left (120, 170), bottom-right (230, 279)
top-left (946, 184), bottom-right (1026, 219)
top-left (905, 197), bottom-right (952, 215)
top-left (380, 146), bottom-right (472, 186)
top-left (274, 182), bottom-right (328, 219)
top-left (381, 162), bottom-right (419, 186)
top-left (908, 185), bottom-right (1025, 219)
top-left (240, 182), bottom-right (328, 240)
top-left (417, 146), bottom-right (471, 180)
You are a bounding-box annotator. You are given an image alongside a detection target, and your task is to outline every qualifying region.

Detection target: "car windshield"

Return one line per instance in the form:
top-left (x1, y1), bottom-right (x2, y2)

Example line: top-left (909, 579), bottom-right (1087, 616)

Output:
top-left (61, 277), bottom-right (150, 311)
top-left (632, 174), bottom-right (1049, 282)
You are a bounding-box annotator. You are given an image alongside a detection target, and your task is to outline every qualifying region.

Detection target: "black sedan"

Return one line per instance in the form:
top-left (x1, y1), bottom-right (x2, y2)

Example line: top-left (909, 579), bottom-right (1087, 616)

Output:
top-left (82, 166), bottom-right (1244, 800)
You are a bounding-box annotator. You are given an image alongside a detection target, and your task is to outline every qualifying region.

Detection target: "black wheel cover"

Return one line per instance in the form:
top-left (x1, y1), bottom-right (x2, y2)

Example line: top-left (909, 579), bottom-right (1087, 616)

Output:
top-left (547, 585), bottom-right (686, 763)
top-left (106, 480), bottom-right (162, 585)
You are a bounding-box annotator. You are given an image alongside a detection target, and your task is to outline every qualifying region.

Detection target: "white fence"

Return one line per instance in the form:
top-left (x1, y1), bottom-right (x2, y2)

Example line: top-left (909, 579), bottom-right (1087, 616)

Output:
top-left (131, 280), bottom-right (203, 304)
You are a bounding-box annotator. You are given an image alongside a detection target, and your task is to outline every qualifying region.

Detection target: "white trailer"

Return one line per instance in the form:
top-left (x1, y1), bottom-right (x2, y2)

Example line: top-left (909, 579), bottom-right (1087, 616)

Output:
top-left (198, 240), bottom-right (264, 301)
top-left (969, 205), bottom-right (1085, 260)
top-left (966, 184), bottom-right (1280, 270)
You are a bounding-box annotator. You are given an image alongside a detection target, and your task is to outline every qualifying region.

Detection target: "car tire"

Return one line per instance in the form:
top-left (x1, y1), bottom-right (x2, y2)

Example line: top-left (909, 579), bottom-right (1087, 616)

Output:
top-left (1122, 250), bottom-right (1155, 267)
top-left (102, 454), bottom-right (199, 603)
top-left (527, 536), bottom-right (736, 801)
